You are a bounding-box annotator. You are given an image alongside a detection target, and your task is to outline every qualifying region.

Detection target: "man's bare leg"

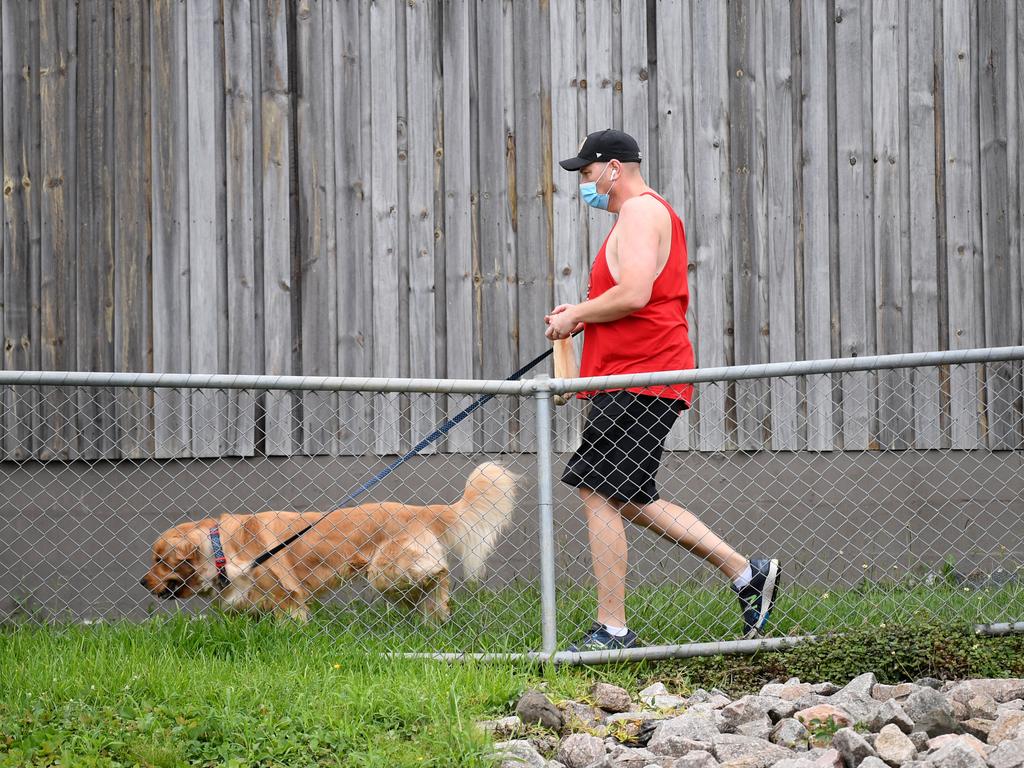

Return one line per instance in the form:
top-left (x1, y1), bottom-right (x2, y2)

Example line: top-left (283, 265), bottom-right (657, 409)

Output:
top-left (620, 499), bottom-right (748, 581)
top-left (580, 487), bottom-right (629, 628)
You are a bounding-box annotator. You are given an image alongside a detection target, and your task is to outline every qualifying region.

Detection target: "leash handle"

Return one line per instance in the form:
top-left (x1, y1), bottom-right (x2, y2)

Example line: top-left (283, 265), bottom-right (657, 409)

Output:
top-left (248, 343), bottom-right (560, 571)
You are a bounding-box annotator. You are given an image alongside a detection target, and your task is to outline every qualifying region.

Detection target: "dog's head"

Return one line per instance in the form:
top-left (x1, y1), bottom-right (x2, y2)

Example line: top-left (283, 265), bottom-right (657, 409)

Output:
top-left (140, 522), bottom-right (212, 599)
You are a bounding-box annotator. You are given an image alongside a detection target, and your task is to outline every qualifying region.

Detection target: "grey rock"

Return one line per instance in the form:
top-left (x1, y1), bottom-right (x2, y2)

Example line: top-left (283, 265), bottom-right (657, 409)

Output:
top-left (638, 684), bottom-right (689, 711)
top-left (914, 677), bottom-right (944, 690)
top-left (672, 751), bottom-right (720, 768)
top-left (989, 711), bottom-right (1024, 745)
top-left (908, 730), bottom-right (930, 751)
top-left (648, 714), bottom-right (719, 755)
top-left (988, 736), bottom-right (1024, 768)
top-left (857, 759), bottom-right (889, 768)
top-left (648, 736), bottom-right (713, 759)
top-left (865, 699), bottom-right (914, 735)
top-left (958, 718), bottom-right (993, 741)
top-left (768, 699), bottom-right (801, 723)
top-left (946, 679), bottom-right (1024, 705)
top-left (812, 683), bottom-right (842, 696)
top-left (720, 696), bottom-right (781, 732)
top-left (604, 747), bottom-right (663, 768)
top-left (479, 715), bottom-right (525, 739)
top-left (925, 741), bottom-right (988, 768)
top-left (519, 692), bottom-right (565, 732)
top-left (871, 683), bottom-right (922, 703)
top-left (592, 683), bottom-right (634, 714)
top-left (733, 717), bottom-right (772, 741)
top-left (561, 700), bottom-right (608, 731)
top-left (711, 733), bottom-right (793, 765)
top-left (640, 683), bottom-right (670, 700)
top-left (545, 762), bottom-right (567, 768)
top-left (924, 733), bottom-right (988, 756)
top-left (965, 693), bottom-right (997, 720)
top-left (770, 718), bottom-right (810, 750)
top-left (806, 748), bottom-right (844, 768)
top-left (769, 760), bottom-right (818, 768)
top-left (830, 727), bottom-right (877, 767)
top-left (557, 733), bottom-right (606, 768)
top-left (494, 739), bottom-right (548, 768)
top-left (837, 673), bottom-right (878, 700)
top-left (1003, 699), bottom-right (1024, 711)
top-left (605, 711), bottom-right (671, 726)
top-left (873, 723), bottom-right (916, 766)
top-left (531, 734), bottom-right (562, 756)
top-left (902, 687), bottom-right (959, 736)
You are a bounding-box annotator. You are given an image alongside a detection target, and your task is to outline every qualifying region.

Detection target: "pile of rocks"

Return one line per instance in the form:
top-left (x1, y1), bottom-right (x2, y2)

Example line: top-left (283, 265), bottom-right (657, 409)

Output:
top-left (481, 674), bottom-right (1024, 768)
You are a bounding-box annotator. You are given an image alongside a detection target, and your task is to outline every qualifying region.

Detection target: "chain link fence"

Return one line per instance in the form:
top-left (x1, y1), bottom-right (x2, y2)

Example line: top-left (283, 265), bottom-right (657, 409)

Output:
top-left (1, 347), bottom-right (1023, 661)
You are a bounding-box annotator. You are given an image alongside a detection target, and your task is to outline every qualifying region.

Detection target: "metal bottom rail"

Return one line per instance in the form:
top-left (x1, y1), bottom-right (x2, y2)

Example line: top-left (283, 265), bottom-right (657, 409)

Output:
top-left (389, 634), bottom-right (816, 665)
top-left (974, 621), bottom-right (1024, 637)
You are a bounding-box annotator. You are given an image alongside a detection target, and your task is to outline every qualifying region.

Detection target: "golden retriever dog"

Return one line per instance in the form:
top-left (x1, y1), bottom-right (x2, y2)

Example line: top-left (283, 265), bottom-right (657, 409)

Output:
top-left (140, 462), bottom-right (516, 623)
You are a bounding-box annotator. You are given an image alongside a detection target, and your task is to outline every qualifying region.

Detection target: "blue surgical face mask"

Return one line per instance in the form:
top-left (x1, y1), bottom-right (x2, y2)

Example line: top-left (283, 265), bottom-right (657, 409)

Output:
top-left (580, 163), bottom-right (617, 210)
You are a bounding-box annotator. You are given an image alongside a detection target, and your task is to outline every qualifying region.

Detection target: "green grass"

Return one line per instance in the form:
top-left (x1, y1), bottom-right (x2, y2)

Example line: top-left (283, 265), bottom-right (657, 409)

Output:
top-left (2, 582), bottom-right (1023, 767)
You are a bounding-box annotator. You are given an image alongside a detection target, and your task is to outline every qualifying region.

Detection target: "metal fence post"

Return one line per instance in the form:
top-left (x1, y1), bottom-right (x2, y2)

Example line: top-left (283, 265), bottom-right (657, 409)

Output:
top-left (533, 374), bottom-right (558, 656)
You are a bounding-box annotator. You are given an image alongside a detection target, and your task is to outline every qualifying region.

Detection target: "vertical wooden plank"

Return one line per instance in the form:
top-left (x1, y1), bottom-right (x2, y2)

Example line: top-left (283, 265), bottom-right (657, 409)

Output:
top-left (74, 1), bottom-right (117, 460)
top-left (799, 0), bottom-right (835, 451)
top-left (834, 0), bottom-right (874, 450)
top-left (728, 0), bottom-right (770, 450)
top-left (2, 1), bottom-right (41, 460)
top-left (296, 0), bottom-right (338, 456)
top-left (475, 0), bottom-right (516, 453)
top-left (186, 1), bottom-right (226, 456)
top-left (942, 0), bottom-right (983, 449)
top-left (620, 0), bottom-right (649, 164)
top-left (259, 0), bottom-right (295, 456)
top-left (38, 0), bottom-right (77, 459)
top-left (113, 0), bottom-right (152, 459)
top-left (1011, 0), bottom-right (1024, 448)
top-left (369, 0), bottom-right (401, 455)
top-left (550, 0), bottom-right (583, 454)
top-left (765, 0), bottom-right (798, 450)
top-left (515, 0), bottom-right (549, 456)
top-left (656, 0), bottom-right (693, 452)
top-left (872, 0), bottom-right (912, 449)
top-left (223, 0), bottom-right (257, 457)
top-left (442, 0), bottom-right (474, 453)
top-left (150, 0), bottom-right (190, 458)
top-left (978, 0), bottom-right (1021, 449)
top-left (691, 0), bottom-right (730, 452)
top-left (333, 0), bottom-right (372, 456)
top-left (405, 0), bottom-right (438, 453)
top-left (907, 0), bottom-right (941, 448)
top-left (584, 0), bottom-right (614, 262)
top-left (0, 3), bottom-right (5, 456)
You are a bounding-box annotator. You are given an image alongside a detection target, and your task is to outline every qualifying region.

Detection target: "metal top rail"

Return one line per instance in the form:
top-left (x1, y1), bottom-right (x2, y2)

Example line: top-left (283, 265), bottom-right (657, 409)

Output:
top-left (0, 345), bottom-right (1021, 394)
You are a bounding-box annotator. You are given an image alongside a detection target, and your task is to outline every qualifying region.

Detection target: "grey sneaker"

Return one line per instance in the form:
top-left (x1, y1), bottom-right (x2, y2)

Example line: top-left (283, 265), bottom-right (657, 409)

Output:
top-left (567, 622), bottom-right (640, 652)
top-left (732, 558), bottom-right (781, 639)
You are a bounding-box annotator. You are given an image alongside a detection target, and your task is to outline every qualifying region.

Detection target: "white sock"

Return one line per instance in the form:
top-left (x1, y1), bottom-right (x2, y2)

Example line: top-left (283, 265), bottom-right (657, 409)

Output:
top-left (733, 563), bottom-right (753, 591)
top-left (602, 623), bottom-right (628, 637)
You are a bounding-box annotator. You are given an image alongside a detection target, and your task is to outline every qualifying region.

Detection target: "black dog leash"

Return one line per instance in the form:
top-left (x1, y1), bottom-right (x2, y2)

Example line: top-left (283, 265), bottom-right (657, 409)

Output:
top-left (219, 341), bottom-right (566, 585)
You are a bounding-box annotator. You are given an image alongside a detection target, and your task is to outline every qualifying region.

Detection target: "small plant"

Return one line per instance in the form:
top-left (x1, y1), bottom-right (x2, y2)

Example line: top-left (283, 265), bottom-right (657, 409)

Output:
top-left (798, 715), bottom-right (843, 747)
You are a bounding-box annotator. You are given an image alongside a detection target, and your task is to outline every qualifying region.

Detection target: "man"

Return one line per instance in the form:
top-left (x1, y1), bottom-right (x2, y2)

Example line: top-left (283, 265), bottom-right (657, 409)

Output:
top-left (545, 129), bottom-right (780, 651)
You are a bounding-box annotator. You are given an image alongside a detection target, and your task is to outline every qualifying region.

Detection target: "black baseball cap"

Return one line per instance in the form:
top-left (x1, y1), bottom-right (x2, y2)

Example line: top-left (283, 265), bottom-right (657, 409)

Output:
top-left (559, 129), bottom-right (642, 171)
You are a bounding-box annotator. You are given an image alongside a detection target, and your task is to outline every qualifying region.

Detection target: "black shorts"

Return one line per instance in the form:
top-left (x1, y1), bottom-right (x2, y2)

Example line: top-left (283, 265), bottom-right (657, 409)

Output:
top-left (561, 391), bottom-right (685, 505)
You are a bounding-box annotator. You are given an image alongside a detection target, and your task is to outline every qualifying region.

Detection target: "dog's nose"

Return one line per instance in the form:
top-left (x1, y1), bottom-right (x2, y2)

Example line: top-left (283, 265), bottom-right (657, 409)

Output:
top-left (139, 577), bottom-right (148, 588)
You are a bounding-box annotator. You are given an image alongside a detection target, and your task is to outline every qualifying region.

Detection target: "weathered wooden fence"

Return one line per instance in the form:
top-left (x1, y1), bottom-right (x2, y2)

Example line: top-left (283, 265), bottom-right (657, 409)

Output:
top-left (1, 0), bottom-right (1022, 460)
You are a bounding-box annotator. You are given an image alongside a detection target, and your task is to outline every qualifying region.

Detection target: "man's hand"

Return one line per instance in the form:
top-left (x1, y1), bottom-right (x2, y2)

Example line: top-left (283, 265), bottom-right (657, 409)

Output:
top-left (545, 304), bottom-right (584, 340)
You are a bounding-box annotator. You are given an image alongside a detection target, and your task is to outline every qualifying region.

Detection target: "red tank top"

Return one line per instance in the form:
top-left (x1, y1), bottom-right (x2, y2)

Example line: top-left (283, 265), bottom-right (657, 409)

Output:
top-left (579, 191), bottom-right (694, 403)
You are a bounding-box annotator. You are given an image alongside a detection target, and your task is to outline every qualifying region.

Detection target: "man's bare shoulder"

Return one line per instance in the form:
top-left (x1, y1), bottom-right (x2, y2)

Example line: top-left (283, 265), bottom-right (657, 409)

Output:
top-left (618, 193), bottom-right (670, 226)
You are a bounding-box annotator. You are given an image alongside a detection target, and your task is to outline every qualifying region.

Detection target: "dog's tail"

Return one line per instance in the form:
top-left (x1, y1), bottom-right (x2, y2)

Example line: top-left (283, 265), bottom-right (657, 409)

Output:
top-left (443, 462), bottom-right (518, 581)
